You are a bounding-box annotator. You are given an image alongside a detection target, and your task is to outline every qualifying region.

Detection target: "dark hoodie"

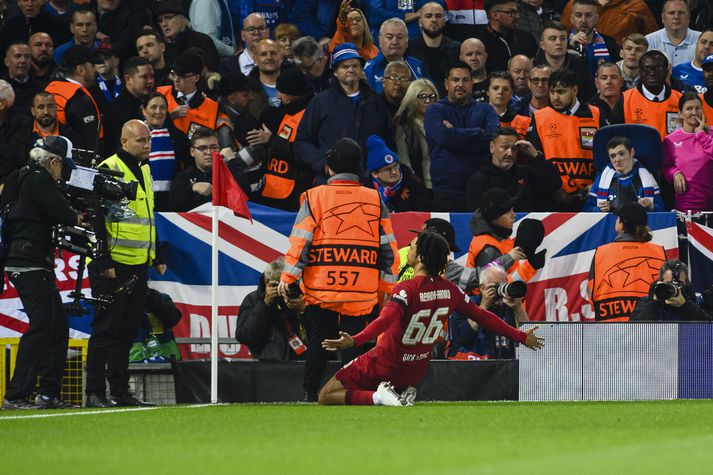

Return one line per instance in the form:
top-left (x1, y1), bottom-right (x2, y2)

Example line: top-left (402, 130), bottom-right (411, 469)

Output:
top-left (469, 209), bottom-right (513, 268)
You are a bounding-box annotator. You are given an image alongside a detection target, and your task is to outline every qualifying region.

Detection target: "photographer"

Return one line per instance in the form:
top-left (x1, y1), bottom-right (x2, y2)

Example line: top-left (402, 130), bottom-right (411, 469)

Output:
top-left (236, 257), bottom-right (307, 362)
top-left (631, 260), bottom-right (711, 322)
top-left (85, 120), bottom-right (166, 408)
top-left (2, 136), bottom-right (83, 410)
top-left (448, 266), bottom-right (529, 360)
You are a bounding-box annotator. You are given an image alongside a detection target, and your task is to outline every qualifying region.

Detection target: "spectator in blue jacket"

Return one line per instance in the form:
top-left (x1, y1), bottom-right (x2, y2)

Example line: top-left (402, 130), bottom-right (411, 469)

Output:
top-left (364, 18), bottom-right (428, 93)
top-left (294, 42), bottom-right (393, 181)
top-left (290, 0), bottom-right (340, 49)
top-left (365, 0), bottom-right (443, 41)
top-left (424, 60), bottom-right (499, 211)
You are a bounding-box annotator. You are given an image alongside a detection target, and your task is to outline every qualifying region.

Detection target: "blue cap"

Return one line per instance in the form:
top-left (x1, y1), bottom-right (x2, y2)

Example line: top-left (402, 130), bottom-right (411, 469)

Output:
top-left (35, 136), bottom-right (77, 170)
top-left (703, 54), bottom-right (713, 68)
top-left (366, 135), bottom-right (399, 172)
top-left (331, 42), bottom-right (364, 68)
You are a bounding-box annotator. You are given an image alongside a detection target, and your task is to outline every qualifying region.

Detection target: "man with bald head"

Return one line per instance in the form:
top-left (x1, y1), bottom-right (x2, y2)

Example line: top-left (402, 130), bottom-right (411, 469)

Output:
top-left (85, 119), bottom-right (166, 408)
top-left (508, 54), bottom-right (533, 115)
top-left (249, 39), bottom-right (283, 109)
top-left (408, 2), bottom-right (460, 92)
top-left (238, 13), bottom-right (270, 75)
top-left (460, 38), bottom-right (488, 102)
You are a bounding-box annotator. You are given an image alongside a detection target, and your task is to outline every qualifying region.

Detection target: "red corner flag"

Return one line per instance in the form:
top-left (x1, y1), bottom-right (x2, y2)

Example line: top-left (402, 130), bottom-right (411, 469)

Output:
top-left (211, 151), bottom-right (251, 221)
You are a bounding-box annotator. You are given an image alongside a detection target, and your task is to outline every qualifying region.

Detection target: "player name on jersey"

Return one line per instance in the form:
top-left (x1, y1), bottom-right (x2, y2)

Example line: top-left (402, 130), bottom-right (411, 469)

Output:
top-left (419, 289), bottom-right (452, 302)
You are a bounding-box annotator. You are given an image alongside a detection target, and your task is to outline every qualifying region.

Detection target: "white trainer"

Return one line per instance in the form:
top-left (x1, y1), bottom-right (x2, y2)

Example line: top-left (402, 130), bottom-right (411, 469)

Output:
top-left (400, 386), bottom-right (417, 406)
top-left (375, 382), bottom-right (405, 406)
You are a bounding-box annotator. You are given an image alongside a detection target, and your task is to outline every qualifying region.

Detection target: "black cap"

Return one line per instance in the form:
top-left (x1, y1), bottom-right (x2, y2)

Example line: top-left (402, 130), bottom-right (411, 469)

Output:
top-left (276, 67), bottom-right (312, 96)
top-left (415, 218), bottom-right (460, 253)
top-left (155, 0), bottom-right (186, 18)
top-left (173, 52), bottom-right (204, 76)
top-left (616, 202), bottom-right (648, 231)
top-left (93, 40), bottom-right (117, 57)
top-left (514, 218), bottom-right (545, 255)
top-left (325, 138), bottom-right (362, 174)
top-left (35, 136), bottom-right (77, 170)
top-left (219, 71), bottom-right (253, 96)
top-left (479, 188), bottom-right (517, 222)
top-left (60, 45), bottom-right (101, 69)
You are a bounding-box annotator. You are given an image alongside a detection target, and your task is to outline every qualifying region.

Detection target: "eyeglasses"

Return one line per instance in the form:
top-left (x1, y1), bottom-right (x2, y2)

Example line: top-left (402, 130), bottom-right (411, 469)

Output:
top-left (493, 9), bottom-right (519, 16)
top-left (385, 75), bottom-right (411, 83)
top-left (193, 145), bottom-right (220, 153)
top-left (417, 93), bottom-right (438, 101)
top-left (244, 26), bottom-right (268, 35)
top-left (530, 77), bottom-right (549, 84)
top-left (298, 57), bottom-right (321, 73)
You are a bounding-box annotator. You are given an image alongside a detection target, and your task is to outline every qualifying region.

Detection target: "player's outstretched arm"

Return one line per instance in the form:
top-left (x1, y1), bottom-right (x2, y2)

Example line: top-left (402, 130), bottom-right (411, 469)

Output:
top-left (524, 325), bottom-right (545, 350)
top-left (322, 332), bottom-right (355, 351)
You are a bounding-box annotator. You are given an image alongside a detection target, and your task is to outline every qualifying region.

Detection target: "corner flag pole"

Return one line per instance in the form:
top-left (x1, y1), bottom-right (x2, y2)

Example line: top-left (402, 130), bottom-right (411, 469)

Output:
top-left (210, 203), bottom-right (219, 404)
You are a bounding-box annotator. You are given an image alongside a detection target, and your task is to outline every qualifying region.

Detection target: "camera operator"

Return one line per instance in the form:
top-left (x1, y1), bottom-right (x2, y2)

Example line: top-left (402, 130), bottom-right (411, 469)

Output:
top-left (1, 136), bottom-right (84, 410)
top-left (235, 257), bottom-right (308, 362)
top-left (85, 119), bottom-right (166, 408)
top-left (630, 260), bottom-right (711, 322)
top-left (448, 266), bottom-right (529, 360)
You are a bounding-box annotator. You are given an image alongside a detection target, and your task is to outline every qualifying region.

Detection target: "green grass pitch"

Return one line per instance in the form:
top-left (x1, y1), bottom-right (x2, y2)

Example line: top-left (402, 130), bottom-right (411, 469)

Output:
top-left (2, 400), bottom-right (713, 474)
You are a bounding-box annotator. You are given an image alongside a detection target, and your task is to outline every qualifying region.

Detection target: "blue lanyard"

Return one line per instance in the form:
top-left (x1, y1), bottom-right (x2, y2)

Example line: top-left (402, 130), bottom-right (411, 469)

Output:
top-left (96, 75), bottom-right (121, 102)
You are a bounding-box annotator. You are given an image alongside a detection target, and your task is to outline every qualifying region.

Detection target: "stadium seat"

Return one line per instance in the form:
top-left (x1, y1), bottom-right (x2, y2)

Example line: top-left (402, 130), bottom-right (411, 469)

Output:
top-left (592, 124), bottom-right (662, 174)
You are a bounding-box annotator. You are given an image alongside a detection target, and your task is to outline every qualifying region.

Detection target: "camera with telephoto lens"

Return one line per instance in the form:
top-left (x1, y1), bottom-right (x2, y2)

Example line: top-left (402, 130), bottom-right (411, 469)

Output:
top-left (286, 282), bottom-right (303, 299)
top-left (495, 281), bottom-right (527, 299)
top-left (654, 262), bottom-right (683, 301)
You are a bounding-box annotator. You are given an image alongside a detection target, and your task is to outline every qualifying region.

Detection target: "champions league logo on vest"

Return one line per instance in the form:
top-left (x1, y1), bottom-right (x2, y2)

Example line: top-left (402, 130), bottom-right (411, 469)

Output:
top-left (635, 108), bottom-right (644, 120)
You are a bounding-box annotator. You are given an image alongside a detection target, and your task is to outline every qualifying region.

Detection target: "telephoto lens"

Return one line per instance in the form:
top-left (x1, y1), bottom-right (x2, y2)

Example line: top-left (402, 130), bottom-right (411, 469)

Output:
top-left (495, 281), bottom-right (527, 299)
top-left (654, 281), bottom-right (679, 301)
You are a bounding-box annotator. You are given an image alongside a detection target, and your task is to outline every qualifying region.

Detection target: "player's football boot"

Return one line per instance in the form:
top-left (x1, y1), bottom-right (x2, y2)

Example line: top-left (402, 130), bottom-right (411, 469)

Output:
top-left (400, 386), bottom-right (417, 406)
top-left (376, 382), bottom-right (405, 406)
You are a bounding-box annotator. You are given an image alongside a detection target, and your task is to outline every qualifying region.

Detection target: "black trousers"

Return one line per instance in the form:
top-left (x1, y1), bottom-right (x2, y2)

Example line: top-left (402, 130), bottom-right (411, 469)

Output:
top-left (302, 305), bottom-right (377, 396)
top-left (6, 270), bottom-right (69, 400)
top-left (85, 262), bottom-right (148, 398)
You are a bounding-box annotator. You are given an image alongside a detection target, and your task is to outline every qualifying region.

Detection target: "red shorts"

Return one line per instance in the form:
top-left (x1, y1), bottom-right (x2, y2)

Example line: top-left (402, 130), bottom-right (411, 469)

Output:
top-left (334, 351), bottom-right (426, 391)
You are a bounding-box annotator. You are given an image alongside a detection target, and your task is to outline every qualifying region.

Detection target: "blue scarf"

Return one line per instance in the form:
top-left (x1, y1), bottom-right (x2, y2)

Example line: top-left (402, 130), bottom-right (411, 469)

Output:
top-left (148, 128), bottom-right (176, 192)
top-left (569, 29), bottom-right (611, 76)
top-left (96, 75), bottom-right (121, 102)
top-left (371, 174), bottom-right (404, 212)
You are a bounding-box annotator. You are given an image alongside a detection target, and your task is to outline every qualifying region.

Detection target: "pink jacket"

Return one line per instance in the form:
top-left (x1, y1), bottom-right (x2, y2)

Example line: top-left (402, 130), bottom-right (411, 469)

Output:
top-left (662, 128), bottom-right (713, 213)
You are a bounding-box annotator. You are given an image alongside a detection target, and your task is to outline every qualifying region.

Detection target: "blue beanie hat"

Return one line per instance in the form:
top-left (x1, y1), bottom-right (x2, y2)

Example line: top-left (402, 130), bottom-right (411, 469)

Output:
top-left (367, 135), bottom-right (399, 172)
top-left (331, 42), bottom-right (364, 68)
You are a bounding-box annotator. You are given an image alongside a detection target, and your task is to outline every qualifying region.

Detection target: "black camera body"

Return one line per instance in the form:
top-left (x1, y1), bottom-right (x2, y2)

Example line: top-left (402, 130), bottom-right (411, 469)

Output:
top-left (286, 282), bottom-right (303, 299)
top-left (654, 262), bottom-right (684, 301)
top-left (495, 281), bottom-right (527, 299)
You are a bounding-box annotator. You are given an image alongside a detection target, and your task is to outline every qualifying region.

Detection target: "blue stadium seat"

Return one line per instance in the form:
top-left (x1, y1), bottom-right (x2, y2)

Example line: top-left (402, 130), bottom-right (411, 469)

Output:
top-left (593, 124), bottom-right (662, 174)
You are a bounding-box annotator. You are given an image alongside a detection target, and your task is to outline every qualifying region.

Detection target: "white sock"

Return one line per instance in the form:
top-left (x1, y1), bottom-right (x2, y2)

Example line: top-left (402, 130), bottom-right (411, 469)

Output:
top-left (372, 391), bottom-right (382, 405)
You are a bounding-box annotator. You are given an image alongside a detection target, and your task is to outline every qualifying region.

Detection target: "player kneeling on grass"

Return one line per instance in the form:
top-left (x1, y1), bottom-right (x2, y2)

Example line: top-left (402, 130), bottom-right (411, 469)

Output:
top-left (319, 230), bottom-right (545, 406)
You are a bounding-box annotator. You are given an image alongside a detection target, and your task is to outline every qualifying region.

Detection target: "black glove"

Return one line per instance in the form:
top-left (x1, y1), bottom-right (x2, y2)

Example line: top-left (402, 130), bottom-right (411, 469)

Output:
top-left (528, 249), bottom-right (547, 270)
top-left (514, 218), bottom-right (545, 255)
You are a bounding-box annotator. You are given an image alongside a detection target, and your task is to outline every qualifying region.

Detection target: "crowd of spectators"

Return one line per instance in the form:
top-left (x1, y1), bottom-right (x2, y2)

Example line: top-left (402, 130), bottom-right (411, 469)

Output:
top-left (1, 0), bottom-right (713, 366)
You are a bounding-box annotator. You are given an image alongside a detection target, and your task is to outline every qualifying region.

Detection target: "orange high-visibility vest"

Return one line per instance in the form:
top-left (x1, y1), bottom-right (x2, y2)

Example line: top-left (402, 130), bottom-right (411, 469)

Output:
top-left (501, 114), bottom-right (531, 139)
top-left (466, 234), bottom-right (537, 283)
top-left (261, 109), bottom-right (306, 200)
top-left (589, 240), bottom-right (667, 322)
top-left (534, 105), bottom-right (599, 194)
top-left (157, 86), bottom-right (230, 138)
top-left (622, 87), bottom-right (681, 140)
top-left (700, 93), bottom-right (713, 127)
top-left (44, 80), bottom-right (103, 137)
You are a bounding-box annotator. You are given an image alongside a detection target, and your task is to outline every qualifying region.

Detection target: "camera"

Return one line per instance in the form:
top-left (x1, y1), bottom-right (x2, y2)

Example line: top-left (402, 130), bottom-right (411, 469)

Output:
top-left (654, 262), bottom-right (683, 301)
top-left (286, 282), bottom-right (303, 299)
top-left (495, 281), bottom-right (527, 299)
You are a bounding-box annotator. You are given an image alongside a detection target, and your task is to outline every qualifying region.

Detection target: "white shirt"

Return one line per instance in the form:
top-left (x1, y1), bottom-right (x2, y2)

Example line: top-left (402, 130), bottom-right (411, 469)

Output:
top-left (645, 28), bottom-right (701, 67)
top-left (641, 85), bottom-right (667, 102)
top-left (177, 90), bottom-right (198, 104)
top-left (238, 50), bottom-right (256, 76)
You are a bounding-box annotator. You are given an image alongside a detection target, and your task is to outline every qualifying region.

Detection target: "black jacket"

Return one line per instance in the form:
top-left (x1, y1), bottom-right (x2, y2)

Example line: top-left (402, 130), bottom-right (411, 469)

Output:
top-left (361, 165), bottom-right (431, 213)
top-left (0, 109), bottom-right (33, 181)
top-left (235, 284), bottom-right (306, 362)
top-left (59, 80), bottom-right (102, 154)
top-left (474, 26), bottom-right (538, 75)
top-left (164, 28), bottom-right (220, 73)
top-left (0, 11), bottom-right (70, 57)
top-left (3, 163), bottom-right (77, 270)
top-left (168, 165), bottom-right (212, 212)
top-left (630, 282), bottom-right (711, 322)
top-left (97, 4), bottom-right (138, 61)
top-left (407, 34), bottom-right (460, 95)
top-left (103, 88), bottom-right (145, 157)
top-left (3, 76), bottom-right (42, 119)
top-left (533, 50), bottom-right (596, 102)
top-left (465, 153), bottom-right (562, 212)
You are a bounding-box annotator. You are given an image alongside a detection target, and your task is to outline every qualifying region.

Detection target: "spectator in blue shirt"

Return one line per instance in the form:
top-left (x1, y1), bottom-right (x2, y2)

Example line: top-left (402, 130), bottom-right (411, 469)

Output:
top-left (290, 0), bottom-right (340, 49)
top-left (424, 60), bottom-right (499, 211)
top-left (364, 0), bottom-right (442, 41)
top-left (54, 9), bottom-right (100, 64)
top-left (364, 18), bottom-right (428, 94)
top-left (672, 28), bottom-right (713, 94)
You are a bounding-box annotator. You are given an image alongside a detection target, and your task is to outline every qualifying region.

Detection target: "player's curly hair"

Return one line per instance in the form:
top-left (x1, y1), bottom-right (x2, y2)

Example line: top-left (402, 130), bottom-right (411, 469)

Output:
top-left (416, 230), bottom-right (450, 277)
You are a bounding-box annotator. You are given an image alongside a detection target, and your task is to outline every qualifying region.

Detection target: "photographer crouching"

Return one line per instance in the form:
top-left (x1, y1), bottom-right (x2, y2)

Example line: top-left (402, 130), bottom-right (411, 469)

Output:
top-left (236, 258), bottom-right (307, 361)
top-left (630, 260), bottom-right (711, 322)
top-left (85, 120), bottom-right (166, 408)
top-left (1, 136), bottom-right (84, 410)
top-left (448, 266), bottom-right (529, 360)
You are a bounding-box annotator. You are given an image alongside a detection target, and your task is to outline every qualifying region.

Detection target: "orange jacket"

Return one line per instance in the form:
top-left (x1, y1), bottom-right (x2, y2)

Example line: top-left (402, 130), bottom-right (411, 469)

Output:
top-left (328, 18), bottom-right (379, 61)
top-left (560, 0), bottom-right (658, 45)
top-left (44, 80), bottom-right (103, 138)
top-left (621, 87), bottom-right (682, 141)
top-left (261, 109), bottom-right (305, 200)
top-left (530, 105), bottom-right (600, 194)
top-left (700, 93), bottom-right (713, 126)
top-left (465, 234), bottom-right (537, 283)
top-left (501, 115), bottom-right (531, 140)
top-left (157, 85), bottom-right (232, 137)
top-left (588, 240), bottom-right (666, 322)
top-left (281, 175), bottom-right (399, 316)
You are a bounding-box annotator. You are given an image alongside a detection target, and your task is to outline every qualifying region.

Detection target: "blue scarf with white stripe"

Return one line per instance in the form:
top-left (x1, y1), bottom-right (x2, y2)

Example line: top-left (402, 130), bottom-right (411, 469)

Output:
top-left (148, 128), bottom-right (176, 192)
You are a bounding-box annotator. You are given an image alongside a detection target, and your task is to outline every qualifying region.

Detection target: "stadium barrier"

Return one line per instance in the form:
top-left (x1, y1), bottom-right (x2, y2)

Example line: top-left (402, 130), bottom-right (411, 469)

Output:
top-left (519, 322), bottom-right (713, 401)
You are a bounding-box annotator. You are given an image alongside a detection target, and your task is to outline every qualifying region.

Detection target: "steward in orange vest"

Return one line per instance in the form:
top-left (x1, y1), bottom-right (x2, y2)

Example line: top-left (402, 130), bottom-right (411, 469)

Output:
top-left (611, 51), bottom-right (682, 140)
top-left (500, 113), bottom-right (531, 139)
top-left (700, 91), bottom-right (713, 126)
top-left (588, 203), bottom-right (667, 322)
top-left (465, 188), bottom-right (544, 284)
top-left (253, 68), bottom-right (315, 212)
top-left (526, 69), bottom-right (604, 211)
top-left (278, 137), bottom-right (400, 400)
top-left (44, 45), bottom-right (103, 157)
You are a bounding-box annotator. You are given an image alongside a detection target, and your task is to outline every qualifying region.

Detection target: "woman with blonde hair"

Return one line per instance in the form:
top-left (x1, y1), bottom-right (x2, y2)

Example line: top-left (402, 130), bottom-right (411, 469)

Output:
top-left (274, 23), bottom-right (300, 65)
top-left (393, 78), bottom-right (439, 190)
top-left (329, 0), bottom-right (378, 61)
